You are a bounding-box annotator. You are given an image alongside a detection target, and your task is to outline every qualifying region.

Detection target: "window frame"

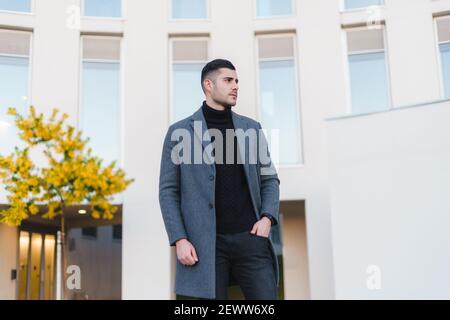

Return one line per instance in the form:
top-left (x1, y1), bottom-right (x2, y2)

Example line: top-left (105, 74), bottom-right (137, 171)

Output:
top-left (78, 35), bottom-right (124, 170)
top-left (81, 227), bottom-right (98, 239)
top-left (340, 0), bottom-right (385, 12)
top-left (0, 0), bottom-right (34, 15)
top-left (342, 25), bottom-right (393, 115)
top-left (168, 36), bottom-right (210, 124)
top-left (434, 15), bottom-right (450, 100)
top-left (254, 0), bottom-right (295, 19)
top-left (168, 0), bottom-right (210, 21)
top-left (0, 29), bottom-right (33, 141)
top-left (82, 0), bottom-right (124, 19)
top-left (254, 33), bottom-right (304, 168)
top-left (112, 224), bottom-right (122, 241)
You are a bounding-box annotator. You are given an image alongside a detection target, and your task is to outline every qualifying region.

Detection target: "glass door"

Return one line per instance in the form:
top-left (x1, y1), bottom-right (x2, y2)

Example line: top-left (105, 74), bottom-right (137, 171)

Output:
top-left (18, 231), bottom-right (56, 300)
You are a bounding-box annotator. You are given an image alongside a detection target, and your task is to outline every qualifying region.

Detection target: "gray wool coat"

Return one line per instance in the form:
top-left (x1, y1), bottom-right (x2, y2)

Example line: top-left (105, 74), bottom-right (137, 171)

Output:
top-left (159, 106), bottom-right (280, 299)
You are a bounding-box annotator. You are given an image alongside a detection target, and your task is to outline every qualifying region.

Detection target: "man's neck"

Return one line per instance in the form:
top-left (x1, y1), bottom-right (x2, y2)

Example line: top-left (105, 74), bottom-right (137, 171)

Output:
top-left (205, 98), bottom-right (227, 111)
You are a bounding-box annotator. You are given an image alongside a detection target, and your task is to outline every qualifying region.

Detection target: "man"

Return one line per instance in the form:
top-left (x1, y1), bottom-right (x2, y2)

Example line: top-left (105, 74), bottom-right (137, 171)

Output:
top-left (159, 59), bottom-right (280, 300)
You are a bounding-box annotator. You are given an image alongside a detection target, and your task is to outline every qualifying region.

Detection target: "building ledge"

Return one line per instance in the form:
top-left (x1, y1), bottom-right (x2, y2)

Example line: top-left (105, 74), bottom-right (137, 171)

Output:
top-left (325, 98), bottom-right (450, 122)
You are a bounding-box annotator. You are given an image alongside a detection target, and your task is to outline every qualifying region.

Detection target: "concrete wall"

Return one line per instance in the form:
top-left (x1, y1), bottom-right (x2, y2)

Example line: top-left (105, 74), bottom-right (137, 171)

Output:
top-left (327, 100), bottom-right (450, 299)
top-left (121, 0), bottom-right (171, 300)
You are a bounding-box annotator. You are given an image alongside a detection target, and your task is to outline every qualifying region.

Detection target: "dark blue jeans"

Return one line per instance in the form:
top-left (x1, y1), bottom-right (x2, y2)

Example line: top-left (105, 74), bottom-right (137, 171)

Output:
top-left (215, 230), bottom-right (277, 300)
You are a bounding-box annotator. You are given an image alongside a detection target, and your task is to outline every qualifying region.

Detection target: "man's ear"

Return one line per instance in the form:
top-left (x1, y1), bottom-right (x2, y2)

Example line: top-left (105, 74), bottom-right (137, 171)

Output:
top-left (204, 78), bottom-right (214, 92)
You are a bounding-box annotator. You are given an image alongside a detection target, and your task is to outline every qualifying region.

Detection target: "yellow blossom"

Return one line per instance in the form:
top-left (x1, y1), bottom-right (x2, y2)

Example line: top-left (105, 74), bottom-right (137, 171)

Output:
top-left (0, 106), bottom-right (133, 226)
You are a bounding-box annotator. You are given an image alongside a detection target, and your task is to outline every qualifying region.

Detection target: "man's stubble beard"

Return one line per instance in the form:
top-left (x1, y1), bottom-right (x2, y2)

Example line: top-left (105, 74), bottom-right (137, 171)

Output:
top-left (212, 95), bottom-right (236, 109)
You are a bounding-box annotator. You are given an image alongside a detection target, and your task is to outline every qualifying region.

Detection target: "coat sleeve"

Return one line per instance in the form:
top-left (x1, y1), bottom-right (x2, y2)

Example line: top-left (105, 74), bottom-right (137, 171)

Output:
top-left (159, 126), bottom-right (188, 246)
top-left (257, 122), bottom-right (280, 226)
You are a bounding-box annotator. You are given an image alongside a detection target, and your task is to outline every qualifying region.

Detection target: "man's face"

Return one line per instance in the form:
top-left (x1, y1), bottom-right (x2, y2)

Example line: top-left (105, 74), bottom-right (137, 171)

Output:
top-left (207, 68), bottom-right (239, 107)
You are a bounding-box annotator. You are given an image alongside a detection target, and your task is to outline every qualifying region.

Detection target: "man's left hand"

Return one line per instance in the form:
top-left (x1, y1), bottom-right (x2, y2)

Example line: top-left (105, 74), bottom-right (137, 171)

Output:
top-left (250, 216), bottom-right (271, 238)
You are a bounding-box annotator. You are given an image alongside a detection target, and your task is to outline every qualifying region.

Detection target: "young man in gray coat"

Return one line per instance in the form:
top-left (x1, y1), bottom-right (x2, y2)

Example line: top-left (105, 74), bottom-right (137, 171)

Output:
top-left (159, 59), bottom-right (280, 300)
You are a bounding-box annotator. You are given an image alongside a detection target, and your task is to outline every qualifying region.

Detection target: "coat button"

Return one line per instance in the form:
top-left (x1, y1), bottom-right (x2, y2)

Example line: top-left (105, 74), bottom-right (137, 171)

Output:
top-left (209, 175), bottom-right (214, 181)
top-left (209, 203), bottom-right (214, 209)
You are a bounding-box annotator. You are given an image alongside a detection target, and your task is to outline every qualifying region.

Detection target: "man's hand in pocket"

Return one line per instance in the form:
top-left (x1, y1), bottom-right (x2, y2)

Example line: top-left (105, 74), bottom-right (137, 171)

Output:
top-left (250, 216), bottom-right (271, 237)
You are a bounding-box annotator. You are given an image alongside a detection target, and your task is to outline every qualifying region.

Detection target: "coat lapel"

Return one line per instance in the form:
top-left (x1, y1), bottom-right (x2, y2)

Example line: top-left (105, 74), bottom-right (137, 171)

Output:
top-left (190, 107), bottom-right (215, 166)
top-left (231, 111), bottom-right (250, 182)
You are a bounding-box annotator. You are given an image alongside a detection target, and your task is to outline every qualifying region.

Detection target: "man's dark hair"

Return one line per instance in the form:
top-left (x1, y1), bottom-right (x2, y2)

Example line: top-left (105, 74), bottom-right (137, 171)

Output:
top-left (201, 59), bottom-right (236, 92)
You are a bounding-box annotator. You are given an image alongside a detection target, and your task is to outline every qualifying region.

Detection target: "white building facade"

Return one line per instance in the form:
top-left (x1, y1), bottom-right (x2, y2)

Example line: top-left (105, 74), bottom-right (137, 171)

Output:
top-left (1, 0), bottom-right (450, 300)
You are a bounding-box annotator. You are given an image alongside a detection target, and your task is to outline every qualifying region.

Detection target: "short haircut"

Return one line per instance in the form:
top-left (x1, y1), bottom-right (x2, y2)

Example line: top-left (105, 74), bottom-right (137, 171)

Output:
top-left (201, 59), bottom-right (236, 92)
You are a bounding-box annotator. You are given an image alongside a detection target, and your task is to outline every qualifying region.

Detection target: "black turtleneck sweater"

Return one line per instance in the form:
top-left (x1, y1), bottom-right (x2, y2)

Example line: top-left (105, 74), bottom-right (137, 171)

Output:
top-left (202, 101), bottom-right (257, 234)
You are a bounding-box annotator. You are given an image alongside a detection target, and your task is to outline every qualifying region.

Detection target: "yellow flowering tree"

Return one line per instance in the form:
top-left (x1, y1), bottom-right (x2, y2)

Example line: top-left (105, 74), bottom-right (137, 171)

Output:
top-left (0, 106), bottom-right (134, 298)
